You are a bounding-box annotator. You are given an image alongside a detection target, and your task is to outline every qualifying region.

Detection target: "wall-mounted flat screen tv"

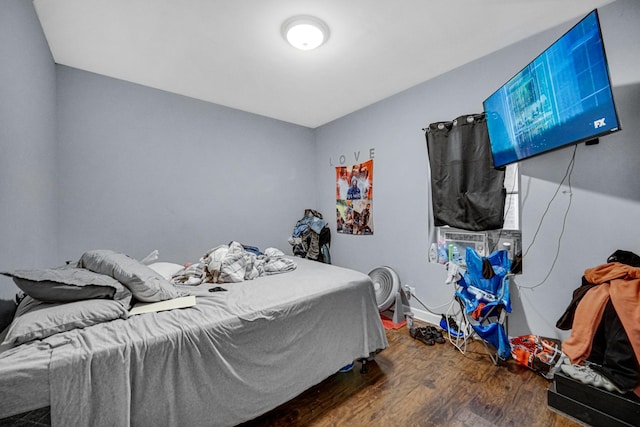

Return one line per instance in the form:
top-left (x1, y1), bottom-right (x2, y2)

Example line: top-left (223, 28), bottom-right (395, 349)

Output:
top-left (484, 9), bottom-right (620, 168)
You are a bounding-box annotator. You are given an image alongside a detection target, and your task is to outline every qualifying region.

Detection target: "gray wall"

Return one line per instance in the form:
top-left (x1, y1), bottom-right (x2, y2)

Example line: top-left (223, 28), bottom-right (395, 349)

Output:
top-left (314, 0), bottom-right (640, 339)
top-left (55, 67), bottom-right (316, 264)
top-left (2, 0), bottom-right (638, 340)
top-left (0, 0), bottom-right (57, 299)
top-left (1, 0), bottom-right (316, 300)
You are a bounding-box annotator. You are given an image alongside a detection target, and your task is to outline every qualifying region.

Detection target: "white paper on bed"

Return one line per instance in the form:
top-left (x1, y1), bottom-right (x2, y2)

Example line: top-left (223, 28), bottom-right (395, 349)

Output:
top-left (128, 295), bottom-right (196, 315)
top-left (43, 257), bottom-right (387, 426)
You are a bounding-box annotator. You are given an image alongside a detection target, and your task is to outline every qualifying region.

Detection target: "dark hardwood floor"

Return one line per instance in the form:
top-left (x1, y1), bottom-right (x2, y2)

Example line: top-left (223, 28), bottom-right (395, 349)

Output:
top-left (242, 324), bottom-right (580, 427)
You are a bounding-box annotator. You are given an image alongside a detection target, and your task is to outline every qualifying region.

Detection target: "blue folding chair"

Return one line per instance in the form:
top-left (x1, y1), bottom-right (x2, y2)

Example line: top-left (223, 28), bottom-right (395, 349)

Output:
top-left (454, 248), bottom-right (512, 364)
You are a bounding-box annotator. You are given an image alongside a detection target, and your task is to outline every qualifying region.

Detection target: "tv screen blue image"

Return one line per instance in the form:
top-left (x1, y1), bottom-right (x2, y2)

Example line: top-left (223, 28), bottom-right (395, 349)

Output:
top-left (484, 9), bottom-right (620, 168)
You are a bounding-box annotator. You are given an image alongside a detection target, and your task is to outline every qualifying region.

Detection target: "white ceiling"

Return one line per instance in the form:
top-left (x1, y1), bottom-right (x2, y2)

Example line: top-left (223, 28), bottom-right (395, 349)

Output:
top-left (33, 0), bottom-right (615, 128)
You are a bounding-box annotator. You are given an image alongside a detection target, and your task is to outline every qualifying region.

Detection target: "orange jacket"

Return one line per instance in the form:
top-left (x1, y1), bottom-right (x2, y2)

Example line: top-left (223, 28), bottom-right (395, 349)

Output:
top-left (562, 262), bottom-right (640, 396)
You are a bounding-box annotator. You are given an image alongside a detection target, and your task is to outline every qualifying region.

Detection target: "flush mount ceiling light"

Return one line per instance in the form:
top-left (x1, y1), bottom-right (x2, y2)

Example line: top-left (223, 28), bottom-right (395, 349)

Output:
top-left (281, 16), bottom-right (330, 51)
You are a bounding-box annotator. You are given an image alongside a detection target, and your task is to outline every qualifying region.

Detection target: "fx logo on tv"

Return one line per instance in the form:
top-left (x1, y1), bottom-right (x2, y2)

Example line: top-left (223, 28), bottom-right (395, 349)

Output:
top-left (593, 118), bottom-right (607, 128)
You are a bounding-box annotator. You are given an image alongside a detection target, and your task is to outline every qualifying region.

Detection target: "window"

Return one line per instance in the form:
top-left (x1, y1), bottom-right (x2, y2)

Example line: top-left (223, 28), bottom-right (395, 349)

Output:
top-left (502, 163), bottom-right (520, 231)
top-left (434, 163), bottom-right (522, 272)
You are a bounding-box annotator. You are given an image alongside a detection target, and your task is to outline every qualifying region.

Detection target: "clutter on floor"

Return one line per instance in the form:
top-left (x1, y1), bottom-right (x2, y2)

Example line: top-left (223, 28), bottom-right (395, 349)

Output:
top-left (410, 325), bottom-right (445, 346)
top-left (510, 335), bottom-right (564, 380)
top-left (557, 249), bottom-right (640, 397)
top-left (560, 361), bottom-right (623, 393)
top-left (380, 315), bottom-right (406, 330)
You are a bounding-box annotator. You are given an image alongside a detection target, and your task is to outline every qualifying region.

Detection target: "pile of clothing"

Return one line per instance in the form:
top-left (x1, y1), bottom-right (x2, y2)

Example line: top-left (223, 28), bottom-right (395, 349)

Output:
top-left (172, 241), bottom-right (296, 285)
top-left (288, 209), bottom-right (331, 264)
top-left (557, 249), bottom-right (640, 396)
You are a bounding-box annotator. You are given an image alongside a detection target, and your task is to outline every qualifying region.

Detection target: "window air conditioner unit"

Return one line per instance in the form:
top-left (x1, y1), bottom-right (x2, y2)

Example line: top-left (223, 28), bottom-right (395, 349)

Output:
top-left (438, 228), bottom-right (488, 259)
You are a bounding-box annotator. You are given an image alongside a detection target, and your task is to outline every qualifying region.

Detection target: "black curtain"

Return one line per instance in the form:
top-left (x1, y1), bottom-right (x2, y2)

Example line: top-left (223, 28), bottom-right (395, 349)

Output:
top-left (425, 113), bottom-right (505, 231)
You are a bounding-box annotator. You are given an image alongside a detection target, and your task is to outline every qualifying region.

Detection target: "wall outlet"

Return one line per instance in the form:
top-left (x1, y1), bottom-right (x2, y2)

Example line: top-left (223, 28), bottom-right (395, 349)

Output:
top-left (403, 284), bottom-right (415, 300)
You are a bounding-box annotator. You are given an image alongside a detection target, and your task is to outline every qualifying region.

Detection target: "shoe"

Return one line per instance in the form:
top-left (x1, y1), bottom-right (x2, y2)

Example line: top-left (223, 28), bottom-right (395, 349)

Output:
top-left (561, 364), bottom-right (623, 393)
top-left (440, 315), bottom-right (464, 338)
top-left (410, 327), bottom-right (435, 345)
top-left (426, 326), bottom-right (446, 344)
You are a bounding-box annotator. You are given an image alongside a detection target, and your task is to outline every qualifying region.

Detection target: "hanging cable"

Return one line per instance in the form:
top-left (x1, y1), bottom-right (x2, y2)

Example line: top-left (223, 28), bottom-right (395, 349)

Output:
top-left (517, 146), bottom-right (577, 290)
top-left (521, 146), bottom-right (576, 259)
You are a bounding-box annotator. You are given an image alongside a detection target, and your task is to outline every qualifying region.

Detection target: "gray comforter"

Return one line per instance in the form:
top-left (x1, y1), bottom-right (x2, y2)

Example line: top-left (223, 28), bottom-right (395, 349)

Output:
top-left (1, 257), bottom-right (387, 426)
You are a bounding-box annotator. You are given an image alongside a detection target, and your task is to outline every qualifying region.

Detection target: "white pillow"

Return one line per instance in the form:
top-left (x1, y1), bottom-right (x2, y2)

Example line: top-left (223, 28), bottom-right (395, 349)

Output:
top-left (147, 262), bottom-right (185, 280)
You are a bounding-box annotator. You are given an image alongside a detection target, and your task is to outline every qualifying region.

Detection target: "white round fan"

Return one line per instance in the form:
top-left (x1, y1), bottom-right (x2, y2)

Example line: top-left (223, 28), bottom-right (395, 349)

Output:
top-left (368, 266), bottom-right (401, 312)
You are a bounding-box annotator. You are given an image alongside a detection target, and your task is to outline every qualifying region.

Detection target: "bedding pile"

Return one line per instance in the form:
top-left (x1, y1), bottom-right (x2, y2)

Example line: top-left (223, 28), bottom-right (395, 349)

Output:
top-left (171, 241), bottom-right (297, 285)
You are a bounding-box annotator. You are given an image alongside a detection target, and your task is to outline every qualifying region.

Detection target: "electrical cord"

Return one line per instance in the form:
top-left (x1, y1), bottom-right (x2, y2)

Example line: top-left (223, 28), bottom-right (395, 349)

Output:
top-left (408, 290), bottom-right (454, 316)
top-left (517, 146), bottom-right (577, 290)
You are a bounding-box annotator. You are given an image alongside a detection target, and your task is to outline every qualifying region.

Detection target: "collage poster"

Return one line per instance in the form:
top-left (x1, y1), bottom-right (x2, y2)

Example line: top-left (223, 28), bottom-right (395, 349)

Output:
top-left (335, 159), bottom-right (373, 235)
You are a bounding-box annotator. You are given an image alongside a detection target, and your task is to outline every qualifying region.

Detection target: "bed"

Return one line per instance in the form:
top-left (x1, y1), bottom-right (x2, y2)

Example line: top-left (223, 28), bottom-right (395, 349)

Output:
top-left (0, 248), bottom-right (387, 426)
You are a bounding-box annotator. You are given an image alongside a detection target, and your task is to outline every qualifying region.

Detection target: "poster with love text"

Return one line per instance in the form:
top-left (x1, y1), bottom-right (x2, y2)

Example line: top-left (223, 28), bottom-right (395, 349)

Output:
top-left (335, 159), bottom-right (373, 235)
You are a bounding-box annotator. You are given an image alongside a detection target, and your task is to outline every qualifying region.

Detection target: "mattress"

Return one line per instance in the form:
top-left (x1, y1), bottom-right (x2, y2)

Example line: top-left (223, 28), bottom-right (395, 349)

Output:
top-left (0, 256), bottom-right (387, 426)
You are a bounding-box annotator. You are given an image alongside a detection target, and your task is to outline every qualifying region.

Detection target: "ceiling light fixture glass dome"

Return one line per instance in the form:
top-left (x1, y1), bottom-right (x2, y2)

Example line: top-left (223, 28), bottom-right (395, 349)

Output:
top-left (282, 16), bottom-right (329, 51)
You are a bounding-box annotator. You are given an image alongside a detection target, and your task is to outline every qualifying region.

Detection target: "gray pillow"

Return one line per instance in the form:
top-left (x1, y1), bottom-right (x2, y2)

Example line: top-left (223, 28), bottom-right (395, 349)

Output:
top-left (78, 250), bottom-right (188, 303)
top-left (1, 295), bottom-right (129, 346)
top-left (1, 266), bottom-right (132, 305)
